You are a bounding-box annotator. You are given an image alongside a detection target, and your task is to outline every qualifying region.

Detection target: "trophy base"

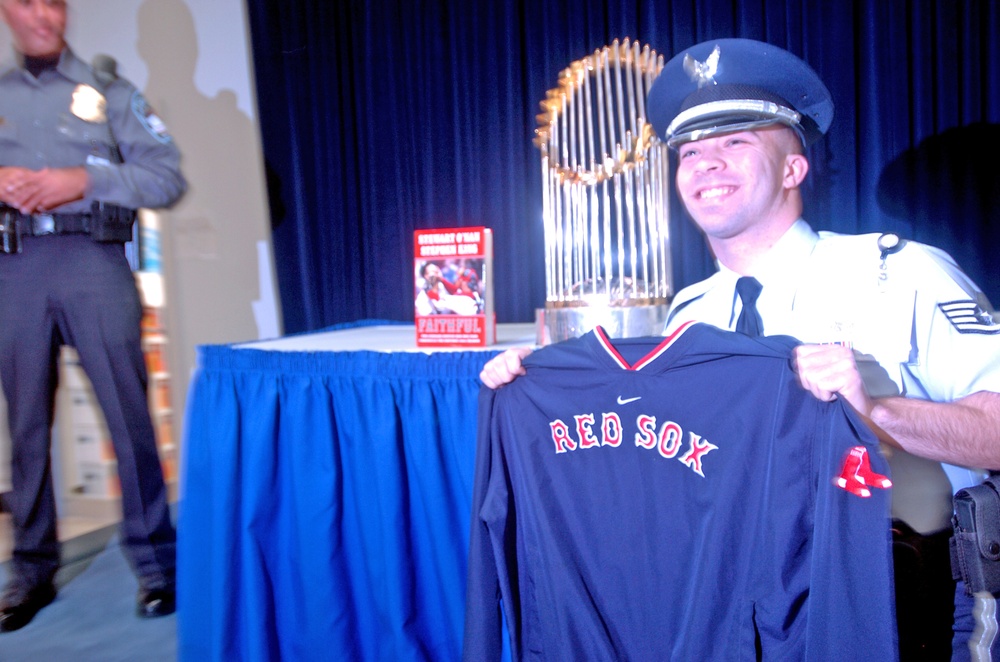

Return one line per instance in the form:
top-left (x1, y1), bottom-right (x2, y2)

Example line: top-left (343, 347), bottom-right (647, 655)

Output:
top-left (535, 303), bottom-right (669, 346)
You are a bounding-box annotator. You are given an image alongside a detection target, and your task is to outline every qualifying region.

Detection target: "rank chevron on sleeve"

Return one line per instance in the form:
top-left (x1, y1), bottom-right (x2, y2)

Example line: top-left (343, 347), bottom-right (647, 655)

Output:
top-left (939, 300), bottom-right (1000, 334)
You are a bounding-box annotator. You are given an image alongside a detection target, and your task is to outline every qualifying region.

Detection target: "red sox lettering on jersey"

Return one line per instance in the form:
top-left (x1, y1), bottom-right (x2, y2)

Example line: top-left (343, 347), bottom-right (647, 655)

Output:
top-left (549, 412), bottom-right (719, 477)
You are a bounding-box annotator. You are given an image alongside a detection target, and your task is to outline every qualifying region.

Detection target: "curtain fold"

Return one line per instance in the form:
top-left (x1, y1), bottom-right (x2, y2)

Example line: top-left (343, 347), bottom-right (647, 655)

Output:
top-left (245, 0), bottom-right (1000, 333)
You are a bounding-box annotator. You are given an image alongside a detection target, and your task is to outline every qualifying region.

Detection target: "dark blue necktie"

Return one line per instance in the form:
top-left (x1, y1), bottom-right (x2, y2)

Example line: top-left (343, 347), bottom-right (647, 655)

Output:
top-left (735, 276), bottom-right (764, 337)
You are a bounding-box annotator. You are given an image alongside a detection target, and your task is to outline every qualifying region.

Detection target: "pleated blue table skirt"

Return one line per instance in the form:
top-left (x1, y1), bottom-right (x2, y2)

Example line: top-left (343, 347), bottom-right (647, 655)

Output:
top-left (178, 335), bottom-right (504, 661)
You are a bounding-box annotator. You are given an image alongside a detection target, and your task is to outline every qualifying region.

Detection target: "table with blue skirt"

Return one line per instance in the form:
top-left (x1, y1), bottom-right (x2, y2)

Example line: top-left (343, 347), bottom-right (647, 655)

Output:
top-left (177, 321), bottom-right (533, 661)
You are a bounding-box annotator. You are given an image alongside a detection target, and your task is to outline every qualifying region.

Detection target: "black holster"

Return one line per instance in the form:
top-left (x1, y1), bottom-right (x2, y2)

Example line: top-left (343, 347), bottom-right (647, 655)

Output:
top-left (951, 475), bottom-right (1000, 595)
top-left (89, 201), bottom-right (137, 243)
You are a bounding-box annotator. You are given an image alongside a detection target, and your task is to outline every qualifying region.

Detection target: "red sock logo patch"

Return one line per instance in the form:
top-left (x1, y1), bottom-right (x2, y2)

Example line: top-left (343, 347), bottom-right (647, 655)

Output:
top-left (835, 446), bottom-right (892, 498)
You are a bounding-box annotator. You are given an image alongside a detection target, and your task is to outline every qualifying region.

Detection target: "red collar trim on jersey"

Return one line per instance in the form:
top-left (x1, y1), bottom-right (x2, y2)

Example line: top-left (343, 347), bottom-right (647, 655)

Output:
top-left (594, 321), bottom-right (697, 370)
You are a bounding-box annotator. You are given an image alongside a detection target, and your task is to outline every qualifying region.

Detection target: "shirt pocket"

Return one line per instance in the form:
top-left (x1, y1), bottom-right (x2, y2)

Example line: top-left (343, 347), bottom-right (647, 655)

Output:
top-left (849, 287), bottom-right (917, 396)
top-left (854, 285), bottom-right (916, 365)
top-left (56, 112), bottom-right (116, 163)
top-left (791, 280), bottom-right (915, 396)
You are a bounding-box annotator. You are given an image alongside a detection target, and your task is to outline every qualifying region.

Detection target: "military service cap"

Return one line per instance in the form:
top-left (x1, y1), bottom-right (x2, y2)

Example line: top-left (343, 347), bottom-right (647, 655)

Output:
top-left (646, 38), bottom-right (834, 147)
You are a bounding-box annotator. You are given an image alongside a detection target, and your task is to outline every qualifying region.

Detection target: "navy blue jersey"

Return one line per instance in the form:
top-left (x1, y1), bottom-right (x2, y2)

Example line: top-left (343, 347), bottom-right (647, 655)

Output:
top-left (464, 323), bottom-right (896, 661)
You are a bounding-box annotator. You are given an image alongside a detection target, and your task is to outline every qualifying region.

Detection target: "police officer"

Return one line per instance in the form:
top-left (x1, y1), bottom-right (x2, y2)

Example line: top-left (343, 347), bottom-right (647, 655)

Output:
top-left (0, 0), bottom-right (185, 631)
top-left (480, 38), bottom-right (1000, 659)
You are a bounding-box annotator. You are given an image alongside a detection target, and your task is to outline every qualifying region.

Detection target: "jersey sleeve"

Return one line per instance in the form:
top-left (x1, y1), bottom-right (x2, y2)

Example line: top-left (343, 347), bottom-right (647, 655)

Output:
top-left (462, 386), bottom-right (510, 661)
top-left (84, 79), bottom-right (187, 210)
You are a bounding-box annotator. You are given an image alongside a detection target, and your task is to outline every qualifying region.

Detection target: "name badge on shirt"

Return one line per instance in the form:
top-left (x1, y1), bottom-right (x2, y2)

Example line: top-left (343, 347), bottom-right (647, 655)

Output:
top-left (71, 84), bottom-right (108, 123)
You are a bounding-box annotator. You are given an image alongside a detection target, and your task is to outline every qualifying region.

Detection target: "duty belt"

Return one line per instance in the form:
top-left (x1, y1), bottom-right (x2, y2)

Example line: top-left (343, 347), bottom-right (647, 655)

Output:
top-left (14, 211), bottom-right (92, 236)
top-left (1, 203), bottom-right (135, 253)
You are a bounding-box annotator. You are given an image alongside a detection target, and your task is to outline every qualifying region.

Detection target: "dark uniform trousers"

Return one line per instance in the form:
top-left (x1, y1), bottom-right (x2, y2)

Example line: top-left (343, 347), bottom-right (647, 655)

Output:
top-left (0, 234), bottom-right (175, 590)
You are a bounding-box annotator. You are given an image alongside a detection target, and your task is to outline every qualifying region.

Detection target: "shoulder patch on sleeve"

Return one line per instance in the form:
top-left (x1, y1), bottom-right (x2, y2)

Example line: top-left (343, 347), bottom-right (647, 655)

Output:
top-left (939, 300), bottom-right (1000, 335)
top-left (130, 91), bottom-right (174, 144)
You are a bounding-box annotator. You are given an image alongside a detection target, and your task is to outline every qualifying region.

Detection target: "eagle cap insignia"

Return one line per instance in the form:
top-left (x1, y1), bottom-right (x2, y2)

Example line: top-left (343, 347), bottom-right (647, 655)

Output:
top-left (683, 45), bottom-right (721, 88)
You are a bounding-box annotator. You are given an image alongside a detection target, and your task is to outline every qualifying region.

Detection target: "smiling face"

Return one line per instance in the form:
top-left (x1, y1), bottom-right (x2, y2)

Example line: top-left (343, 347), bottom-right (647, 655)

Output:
top-left (421, 262), bottom-right (441, 286)
top-left (674, 125), bottom-right (809, 266)
top-left (1, 0), bottom-right (67, 59)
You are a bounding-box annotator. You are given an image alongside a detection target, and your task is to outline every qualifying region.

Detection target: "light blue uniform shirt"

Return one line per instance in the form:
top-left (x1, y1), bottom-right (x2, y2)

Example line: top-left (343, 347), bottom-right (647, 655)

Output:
top-left (666, 219), bottom-right (1000, 533)
top-left (0, 48), bottom-right (186, 213)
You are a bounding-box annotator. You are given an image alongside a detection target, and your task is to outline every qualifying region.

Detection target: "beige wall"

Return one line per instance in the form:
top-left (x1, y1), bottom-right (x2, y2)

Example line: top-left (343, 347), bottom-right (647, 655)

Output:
top-left (0, 0), bottom-right (279, 492)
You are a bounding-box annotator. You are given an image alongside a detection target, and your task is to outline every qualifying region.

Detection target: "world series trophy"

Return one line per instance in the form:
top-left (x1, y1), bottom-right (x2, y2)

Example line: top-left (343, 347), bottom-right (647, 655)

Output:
top-left (534, 38), bottom-right (672, 345)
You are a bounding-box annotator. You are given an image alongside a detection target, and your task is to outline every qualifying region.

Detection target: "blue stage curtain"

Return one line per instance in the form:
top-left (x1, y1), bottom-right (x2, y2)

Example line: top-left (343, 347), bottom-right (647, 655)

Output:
top-left (245, 0), bottom-right (1000, 334)
top-left (178, 343), bottom-right (501, 661)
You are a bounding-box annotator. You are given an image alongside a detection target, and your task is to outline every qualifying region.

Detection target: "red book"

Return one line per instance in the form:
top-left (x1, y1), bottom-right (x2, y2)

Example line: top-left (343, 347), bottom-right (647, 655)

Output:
top-left (414, 227), bottom-right (495, 347)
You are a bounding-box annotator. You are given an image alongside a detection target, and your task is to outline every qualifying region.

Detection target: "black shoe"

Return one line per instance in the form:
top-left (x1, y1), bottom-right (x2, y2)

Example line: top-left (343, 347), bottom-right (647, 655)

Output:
top-left (136, 587), bottom-right (175, 618)
top-left (0, 583), bottom-right (57, 633)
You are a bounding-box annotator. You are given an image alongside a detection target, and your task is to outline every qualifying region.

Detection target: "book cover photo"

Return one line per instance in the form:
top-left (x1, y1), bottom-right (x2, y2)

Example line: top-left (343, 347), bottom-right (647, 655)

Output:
top-left (414, 227), bottom-right (495, 347)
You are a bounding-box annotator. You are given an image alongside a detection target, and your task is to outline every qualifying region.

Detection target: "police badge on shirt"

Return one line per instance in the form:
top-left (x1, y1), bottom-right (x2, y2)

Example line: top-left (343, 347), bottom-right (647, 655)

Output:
top-left (130, 91), bottom-right (175, 144)
top-left (71, 84), bottom-right (107, 123)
